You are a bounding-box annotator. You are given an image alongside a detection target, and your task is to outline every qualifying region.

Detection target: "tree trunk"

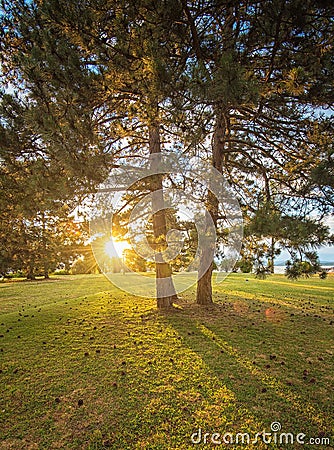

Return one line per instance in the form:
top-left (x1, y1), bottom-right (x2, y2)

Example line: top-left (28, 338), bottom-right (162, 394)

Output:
top-left (196, 107), bottom-right (226, 304)
top-left (268, 237), bottom-right (275, 273)
top-left (196, 190), bottom-right (218, 305)
top-left (196, 264), bottom-right (213, 304)
top-left (44, 265), bottom-right (50, 279)
top-left (27, 263), bottom-right (35, 280)
top-left (42, 214), bottom-right (50, 279)
top-left (149, 121), bottom-right (178, 309)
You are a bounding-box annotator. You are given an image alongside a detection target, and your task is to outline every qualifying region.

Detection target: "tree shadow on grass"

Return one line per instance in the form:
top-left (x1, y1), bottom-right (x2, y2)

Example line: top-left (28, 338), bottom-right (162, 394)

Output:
top-left (157, 302), bottom-right (331, 443)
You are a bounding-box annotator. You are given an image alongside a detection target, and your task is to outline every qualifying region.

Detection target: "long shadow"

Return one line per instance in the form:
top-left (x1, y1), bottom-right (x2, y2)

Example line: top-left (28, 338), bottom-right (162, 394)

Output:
top-left (158, 303), bottom-right (331, 441)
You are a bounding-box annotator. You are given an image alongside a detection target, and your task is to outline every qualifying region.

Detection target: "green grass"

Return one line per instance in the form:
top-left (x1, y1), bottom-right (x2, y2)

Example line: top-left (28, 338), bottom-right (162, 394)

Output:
top-left (0, 273), bottom-right (333, 449)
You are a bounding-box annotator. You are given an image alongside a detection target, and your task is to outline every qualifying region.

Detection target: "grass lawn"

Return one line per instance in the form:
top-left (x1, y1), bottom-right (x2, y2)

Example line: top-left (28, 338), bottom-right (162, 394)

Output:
top-left (0, 273), bottom-right (333, 449)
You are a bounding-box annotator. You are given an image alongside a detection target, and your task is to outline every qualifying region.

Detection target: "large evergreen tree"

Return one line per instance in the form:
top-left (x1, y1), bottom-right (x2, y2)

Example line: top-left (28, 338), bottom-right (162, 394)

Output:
top-left (179, 0), bottom-right (334, 302)
top-left (1, 0), bottom-right (188, 306)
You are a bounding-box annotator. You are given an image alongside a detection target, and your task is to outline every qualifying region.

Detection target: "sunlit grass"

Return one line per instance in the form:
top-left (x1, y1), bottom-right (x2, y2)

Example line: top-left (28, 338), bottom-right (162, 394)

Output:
top-left (0, 273), bottom-right (333, 449)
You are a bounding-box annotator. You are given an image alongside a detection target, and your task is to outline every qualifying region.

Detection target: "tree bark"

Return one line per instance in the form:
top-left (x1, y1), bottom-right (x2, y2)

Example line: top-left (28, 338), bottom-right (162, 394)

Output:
top-left (44, 265), bottom-right (50, 279)
top-left (42, 214), bottom-right (50, 279)
top-left (196, 107), bottom-right (226, 304)
top-left (268, 237), bottom-right (275, 273)
top-left (149, 122), bottom-right (177, 309)
top-left (196, 264), bottom-right (213, 304)
top-left (27, 262), bottom-right (35, 280)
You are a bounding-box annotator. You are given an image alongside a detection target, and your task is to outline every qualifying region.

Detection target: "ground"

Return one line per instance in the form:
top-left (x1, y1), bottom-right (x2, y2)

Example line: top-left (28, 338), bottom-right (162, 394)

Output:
top-left (0, 273), bottom-right (333, 449)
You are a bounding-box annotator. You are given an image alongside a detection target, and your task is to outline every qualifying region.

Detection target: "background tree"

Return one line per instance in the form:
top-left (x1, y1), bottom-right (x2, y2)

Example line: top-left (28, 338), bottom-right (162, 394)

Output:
top-left (0, 94), bottom-right (89, 277)
top-left (243, 207), bottom-right (332, 276)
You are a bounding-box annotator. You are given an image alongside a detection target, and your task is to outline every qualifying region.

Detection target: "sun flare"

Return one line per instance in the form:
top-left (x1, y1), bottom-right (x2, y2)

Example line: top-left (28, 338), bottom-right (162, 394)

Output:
top-left (105, 239), bottom-right (130, 258)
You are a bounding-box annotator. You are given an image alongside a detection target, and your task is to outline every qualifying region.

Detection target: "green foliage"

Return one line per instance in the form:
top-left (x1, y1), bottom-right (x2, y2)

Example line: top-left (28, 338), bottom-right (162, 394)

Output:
top-left (254, 266), bottom-right (271, 280)
top-left (123, 249), bottom-right (147, 272)
top-left (244, 201), bottom-right (332, 280)
top-left (236, 258), bottom-right (253, 273)
top-left (246, 204), bottom-right (282, 238)
top-left (285, 251), bottom-right (321, 279)
top-left (71, 254), bottom-right (99, 275)
top-left (280, 217), bottom-right (331, 251)
top-left (0, 91), bottom-right (93, 279)
top-left (319, 270), bottom-right (328, 279)
top-left (1, 0), bottom-right (334, 301)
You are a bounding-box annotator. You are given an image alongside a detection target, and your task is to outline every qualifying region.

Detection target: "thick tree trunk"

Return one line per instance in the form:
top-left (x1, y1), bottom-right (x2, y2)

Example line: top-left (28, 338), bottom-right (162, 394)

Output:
top-left (149, 122), bottom-right (177, 309)
top-left (196, 107), bottom-right (226, 304)
top-left (196, 191), bottom-right (217, 305)
top-left (196, 264), bottom-right (213, 304)
top-left (27, 264), bottom-right (35, 280)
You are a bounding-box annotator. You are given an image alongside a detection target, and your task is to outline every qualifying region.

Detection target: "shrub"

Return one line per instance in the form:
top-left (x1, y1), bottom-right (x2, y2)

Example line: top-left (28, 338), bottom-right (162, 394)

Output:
top-left (236, 258), bottom-right (253, 273)
top-left (70, 257), bottom-right (98, 275)
top-left (319, 270), bottom-right (328, 279)
top-left (54, 269), bottom-right (70, 275)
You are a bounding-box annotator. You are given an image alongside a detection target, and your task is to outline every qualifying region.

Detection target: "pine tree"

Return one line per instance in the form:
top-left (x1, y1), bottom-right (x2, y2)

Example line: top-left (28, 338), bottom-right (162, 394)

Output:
top-left (1, 0), bottom-right (187, 306)
top-left (180, 0), bottom-right (334, 303)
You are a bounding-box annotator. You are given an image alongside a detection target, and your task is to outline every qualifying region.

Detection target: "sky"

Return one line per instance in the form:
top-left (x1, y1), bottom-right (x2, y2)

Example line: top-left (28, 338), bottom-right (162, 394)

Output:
top-left (276, 246), bottom-right (333, 264)
top-left (276, 215), bottom-right (334, 264)
top-left (314, 215), bottom-right (333, 263)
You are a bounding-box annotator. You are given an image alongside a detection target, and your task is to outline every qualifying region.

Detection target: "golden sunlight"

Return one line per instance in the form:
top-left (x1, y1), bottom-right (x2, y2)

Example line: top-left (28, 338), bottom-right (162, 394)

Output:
top-left (105, 239), bottom-right (130, 258)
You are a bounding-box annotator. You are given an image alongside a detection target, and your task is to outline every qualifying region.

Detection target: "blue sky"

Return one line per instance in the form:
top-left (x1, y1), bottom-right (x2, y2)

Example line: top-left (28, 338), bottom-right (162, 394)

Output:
top-left (316, 215), bottom-right (334, 262)
top-left (276, 246), bottom-right (333, 264)
top-left (276, 215), bottom-right (334, 264)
